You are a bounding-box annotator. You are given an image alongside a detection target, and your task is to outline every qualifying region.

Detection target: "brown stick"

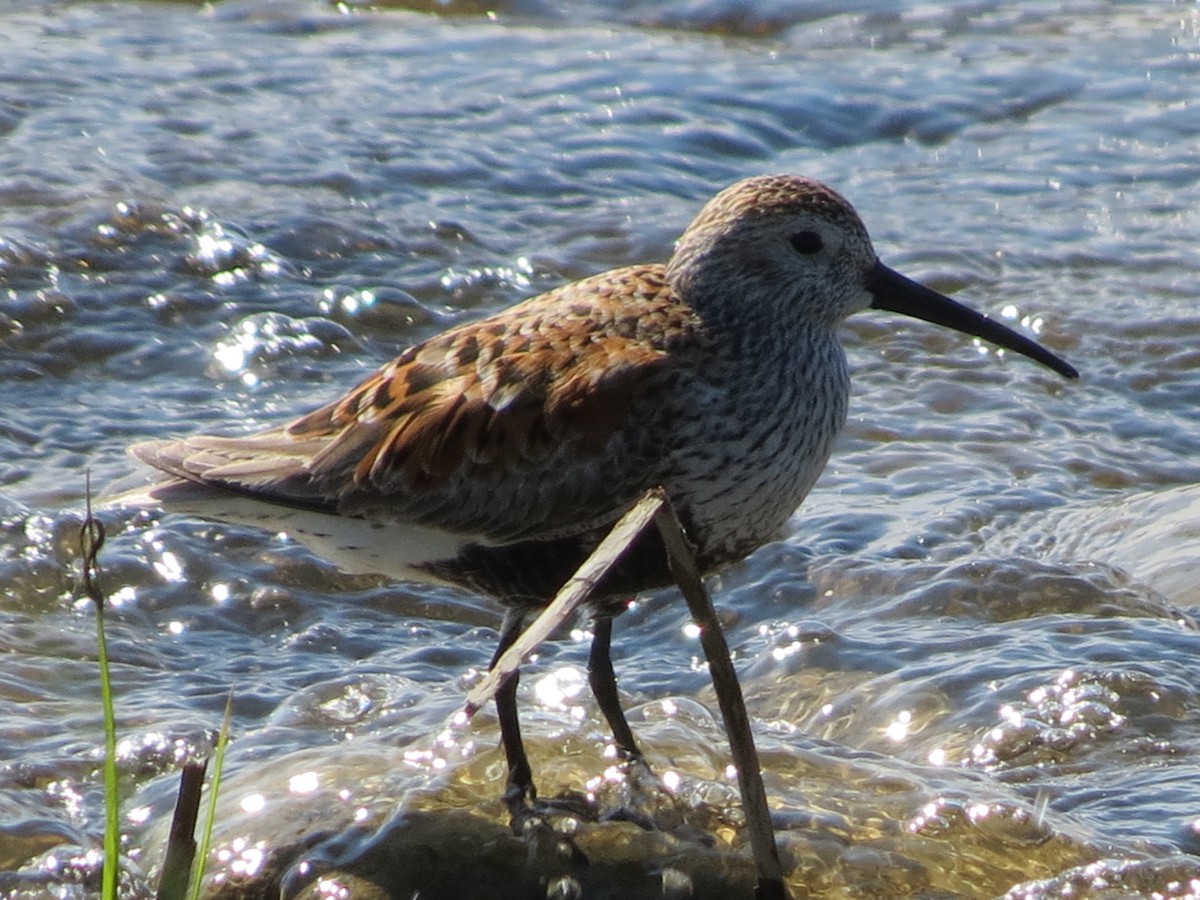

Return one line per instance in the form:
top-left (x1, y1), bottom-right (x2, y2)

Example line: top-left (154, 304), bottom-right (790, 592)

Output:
top-left (651, 496), bottom-right (787, 900)
top-left (463, 489), bottom-right (665, 716)
top-left (156, 759), bottom-right (208, 900)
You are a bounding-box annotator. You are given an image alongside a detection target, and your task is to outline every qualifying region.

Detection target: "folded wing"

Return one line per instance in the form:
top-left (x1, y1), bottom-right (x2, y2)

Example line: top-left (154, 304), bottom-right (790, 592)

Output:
top-left (131, 266), bottom-right (697, 544)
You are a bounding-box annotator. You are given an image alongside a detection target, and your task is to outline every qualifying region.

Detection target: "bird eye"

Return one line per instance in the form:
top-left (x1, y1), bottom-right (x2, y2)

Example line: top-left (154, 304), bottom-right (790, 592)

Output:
top-left (789, 230), bottom-right (824, 255)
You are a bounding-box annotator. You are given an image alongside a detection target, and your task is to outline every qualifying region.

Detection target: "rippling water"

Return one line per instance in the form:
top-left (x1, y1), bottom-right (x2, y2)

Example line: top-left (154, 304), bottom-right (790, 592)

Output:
top-left (3, 1), bottom-right (1200, 897)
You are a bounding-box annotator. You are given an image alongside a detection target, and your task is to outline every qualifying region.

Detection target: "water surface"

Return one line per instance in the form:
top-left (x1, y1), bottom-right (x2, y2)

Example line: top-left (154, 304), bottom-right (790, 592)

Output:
top-left (3, 1), bottom-right (1200, 897)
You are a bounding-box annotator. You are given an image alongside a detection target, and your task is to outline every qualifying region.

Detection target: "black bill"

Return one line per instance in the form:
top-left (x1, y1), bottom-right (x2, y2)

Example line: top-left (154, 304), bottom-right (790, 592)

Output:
top-left (867, 261), bottom-right (1078, 379)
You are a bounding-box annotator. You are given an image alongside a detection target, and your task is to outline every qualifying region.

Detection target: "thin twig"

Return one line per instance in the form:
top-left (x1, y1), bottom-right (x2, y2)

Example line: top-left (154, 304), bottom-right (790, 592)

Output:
top-left (464, 490), bottom-right (665, 715)
top-left (652, 497), bottom-right (787, 900)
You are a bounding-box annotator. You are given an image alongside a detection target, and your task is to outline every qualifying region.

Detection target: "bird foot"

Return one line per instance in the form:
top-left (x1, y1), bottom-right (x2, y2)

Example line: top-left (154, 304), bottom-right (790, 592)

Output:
top-left (505, 783), bottom-right (600, 837)
top-left (597, 754), bottom-right (704, 835)
top-left (503, 756), bottom-right (679, 835)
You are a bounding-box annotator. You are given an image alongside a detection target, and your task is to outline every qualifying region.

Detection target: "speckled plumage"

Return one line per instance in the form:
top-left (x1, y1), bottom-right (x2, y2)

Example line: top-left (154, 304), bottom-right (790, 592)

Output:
top-left (130, 174), bottom-right (1078, 604)
top-left (130, 176), bottom-right (882, 604)
top-left (127, 173), bottom-right (1076, 810)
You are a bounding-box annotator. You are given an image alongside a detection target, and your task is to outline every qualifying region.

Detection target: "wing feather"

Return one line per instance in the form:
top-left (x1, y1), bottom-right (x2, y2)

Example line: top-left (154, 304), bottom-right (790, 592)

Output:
top-left (132, 265), bottom-right (703, 543)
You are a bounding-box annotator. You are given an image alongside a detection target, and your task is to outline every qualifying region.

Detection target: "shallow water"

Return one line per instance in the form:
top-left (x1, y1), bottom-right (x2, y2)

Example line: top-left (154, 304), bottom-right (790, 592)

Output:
top-left (3, 1), bottom-right (1200, 897)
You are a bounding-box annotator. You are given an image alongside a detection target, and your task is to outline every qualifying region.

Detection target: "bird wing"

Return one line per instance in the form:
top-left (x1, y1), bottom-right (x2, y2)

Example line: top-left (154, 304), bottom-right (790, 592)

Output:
top-left (130, 265), bottom-right (699, 543)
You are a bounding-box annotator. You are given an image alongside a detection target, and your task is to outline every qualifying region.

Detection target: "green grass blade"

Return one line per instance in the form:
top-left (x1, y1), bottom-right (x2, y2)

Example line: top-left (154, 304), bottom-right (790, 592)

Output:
top-left (81, 475), bottom-right (119, 900)
top-left (187, 691), bottom-right (233, 900)
top-left (94, 603), bottom-right (120, 899)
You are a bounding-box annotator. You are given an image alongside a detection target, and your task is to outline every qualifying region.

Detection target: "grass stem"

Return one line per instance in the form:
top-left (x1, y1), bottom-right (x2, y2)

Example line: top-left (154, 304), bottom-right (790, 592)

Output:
top-left (81, 474), bottom-right (119, 900)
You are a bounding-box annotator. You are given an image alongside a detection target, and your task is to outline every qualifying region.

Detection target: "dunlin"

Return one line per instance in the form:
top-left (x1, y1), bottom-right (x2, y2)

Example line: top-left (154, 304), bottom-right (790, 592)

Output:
top-left (128, 174), bottom-right (1077, 812)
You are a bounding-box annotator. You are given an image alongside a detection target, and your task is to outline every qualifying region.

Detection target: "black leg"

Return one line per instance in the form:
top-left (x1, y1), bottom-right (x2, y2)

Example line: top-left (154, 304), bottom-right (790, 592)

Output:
top-left (588, 614), bottom-right (642, 761)
top-left (490, 608), bottom-right (535, 811)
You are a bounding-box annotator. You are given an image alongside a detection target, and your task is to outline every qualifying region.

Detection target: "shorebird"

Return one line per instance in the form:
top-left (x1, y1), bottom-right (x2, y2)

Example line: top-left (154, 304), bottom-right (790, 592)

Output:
top-left (126, 174), bottom-right (1077, 814)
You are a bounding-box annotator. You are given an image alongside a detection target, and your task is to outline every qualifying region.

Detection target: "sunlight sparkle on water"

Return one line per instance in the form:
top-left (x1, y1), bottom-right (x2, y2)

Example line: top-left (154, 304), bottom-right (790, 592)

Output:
top-left (128, 805), bottom-right (153, 825)
top-left (152, 549), bottom-right (184, 583)
top-left (324, 288), bottom-right (374, 315)
top-left (212, 335), bottom-right (247, 373)
top-left (886, 709), bottom-right (913, 742)
top-left (403, 747), bottom-right (447, 771)
top-left (999, 703), bottom-right (1024, 725)
top-left (585, 764), bottom-right (630, 796)
top-left (46, 780), bottom-right (84, 818)
top-left (967, 802), bottom-right (1003, 824)
top-left (108, 585), bottom-right (137, 608)
top-left (312, 877), bottom-right (351, 900)
top-left (216, 837), bottom-right (267, 879)
top-left (534, 666), bottom-right (586, 712)
top-left (1001, 302), bottom-right (1045, 335)
top-left (439, 256), bottom-right (533, 292)
top-left (289, 771), bottom-right (320, 794)
top-left (772, 640), bottom-right (802, 662)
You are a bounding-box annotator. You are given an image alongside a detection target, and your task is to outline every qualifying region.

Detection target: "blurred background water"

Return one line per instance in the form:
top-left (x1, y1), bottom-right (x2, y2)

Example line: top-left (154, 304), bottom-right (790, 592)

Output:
top-left (3, 1), bottom-right (1200, 897)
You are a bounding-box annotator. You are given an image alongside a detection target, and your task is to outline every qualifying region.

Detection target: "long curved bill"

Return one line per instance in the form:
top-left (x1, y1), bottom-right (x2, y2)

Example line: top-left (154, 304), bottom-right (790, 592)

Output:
top-left (867, 261), bottom-right (1078, 379)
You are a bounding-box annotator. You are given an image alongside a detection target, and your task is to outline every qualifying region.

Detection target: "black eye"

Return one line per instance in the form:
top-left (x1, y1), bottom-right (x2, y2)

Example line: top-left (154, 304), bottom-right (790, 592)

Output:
top-left (789, 230), bottom-right (824, 255)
